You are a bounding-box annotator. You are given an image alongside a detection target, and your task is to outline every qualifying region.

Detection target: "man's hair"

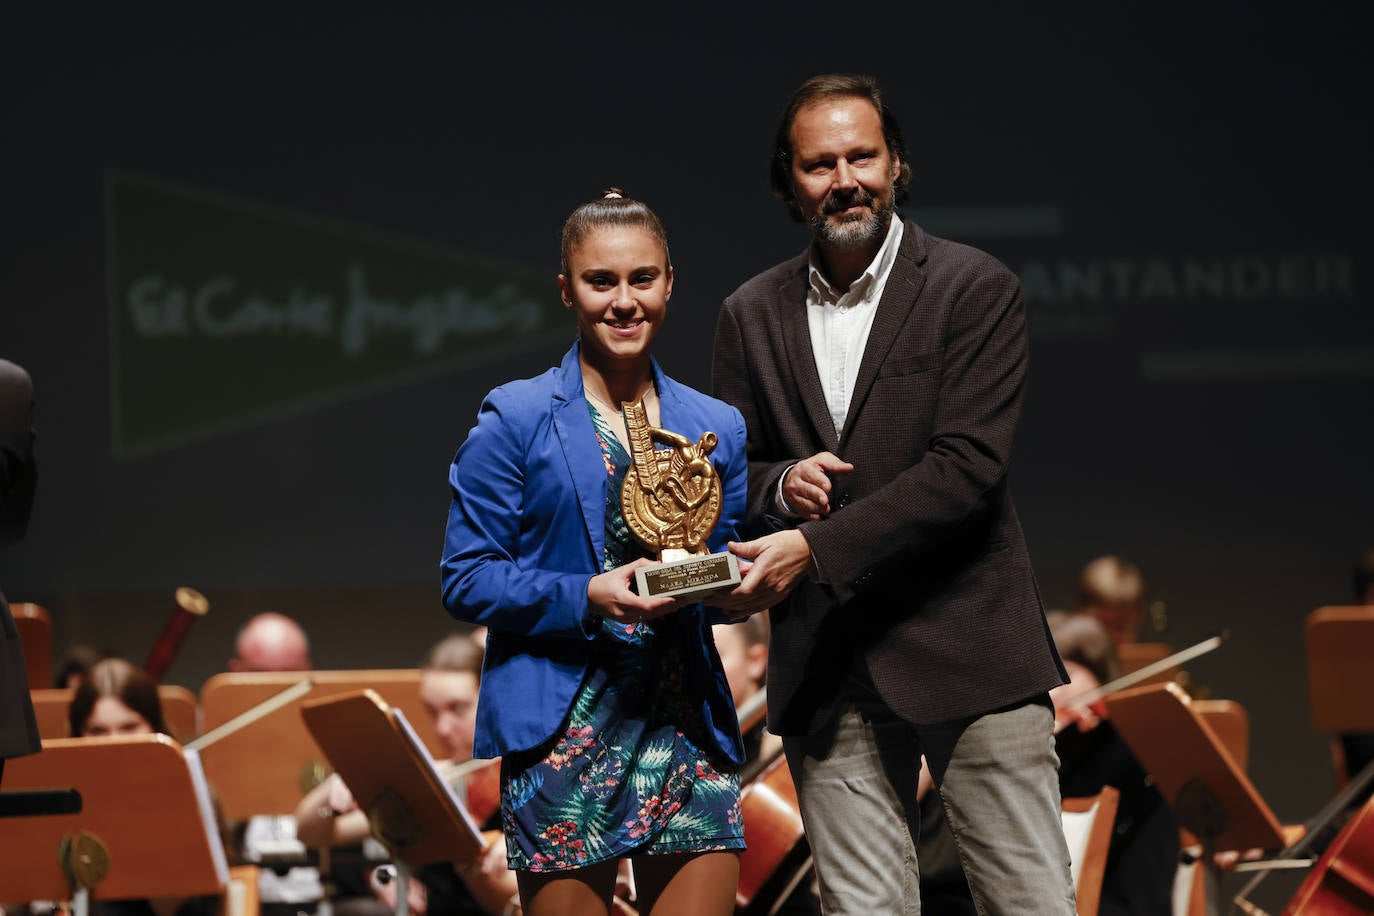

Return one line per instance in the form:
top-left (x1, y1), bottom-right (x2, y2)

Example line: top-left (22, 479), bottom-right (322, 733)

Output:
top-left (560, 187), bottom-right (670, 278)
top-left (770, 73), bottom-right (913, 223)
top-left (1077, 555), bottom-right (1145, 609)
top-left (68, 657), bottom-right (168, 736)
top-left (423, 632), bottom-right (484, 679)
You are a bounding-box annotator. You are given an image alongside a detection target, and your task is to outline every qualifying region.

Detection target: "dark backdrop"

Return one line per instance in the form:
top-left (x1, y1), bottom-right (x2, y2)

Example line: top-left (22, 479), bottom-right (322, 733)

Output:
top-left (3, 4), bottom-right (1370, 873)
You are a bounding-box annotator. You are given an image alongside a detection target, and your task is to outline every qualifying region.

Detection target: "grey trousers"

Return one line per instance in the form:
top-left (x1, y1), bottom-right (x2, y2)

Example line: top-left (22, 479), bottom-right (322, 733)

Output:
top-left (782, 692), bottom-right (1077, 915)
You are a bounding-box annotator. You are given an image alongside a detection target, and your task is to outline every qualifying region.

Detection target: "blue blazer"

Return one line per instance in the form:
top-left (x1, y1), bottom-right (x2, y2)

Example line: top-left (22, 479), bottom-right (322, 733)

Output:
top-left (441, 342), bottom-right (748, 765)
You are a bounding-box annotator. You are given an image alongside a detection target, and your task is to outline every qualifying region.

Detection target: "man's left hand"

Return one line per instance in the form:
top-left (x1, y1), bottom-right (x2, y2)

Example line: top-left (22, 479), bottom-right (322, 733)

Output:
top-left (710, 530), bottom-right (813, 618)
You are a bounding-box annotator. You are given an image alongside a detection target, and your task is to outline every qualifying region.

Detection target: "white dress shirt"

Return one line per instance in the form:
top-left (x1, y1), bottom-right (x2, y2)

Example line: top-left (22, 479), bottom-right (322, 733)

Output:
top-left (777, 216), bottom-right (904, 516)
top-left (806, 216), bottom-right (905, 436)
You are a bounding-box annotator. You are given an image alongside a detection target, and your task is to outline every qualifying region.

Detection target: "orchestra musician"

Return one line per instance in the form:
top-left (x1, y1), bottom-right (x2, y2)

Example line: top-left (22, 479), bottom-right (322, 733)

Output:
top-left (295, 633), bottom-right (517, 915)
top-left (61, 657), bottom-right (218, 916)
top-left (69, 657), bottom-right (169, 738)
top-left (913, 611), bottom-right (1180, 914)
top-left (711, 616), bottom-right (780, 774)
top-left (1049, 611), bottom-right (1180, 915)
top-left (714, 617), bottom-right (822, 915)
top-left (1075, 555), bottom-right (1149, 648)
top-left (229, 613), bottom-right (311, 673)
top-left (441, 189), bottom-right (748, 916)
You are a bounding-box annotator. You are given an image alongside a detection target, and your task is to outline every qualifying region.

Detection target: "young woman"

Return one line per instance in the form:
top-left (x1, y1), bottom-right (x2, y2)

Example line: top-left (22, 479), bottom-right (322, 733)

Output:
top-left (441, 190), bottom-right (747, 915)
top-left (69, 657), bottom-right (166, 737)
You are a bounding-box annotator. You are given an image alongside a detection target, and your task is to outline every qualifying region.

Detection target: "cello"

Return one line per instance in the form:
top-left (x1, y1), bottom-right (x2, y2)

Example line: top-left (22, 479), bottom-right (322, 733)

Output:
top-left (734, 687), bottom-right (813, 914)
top-left (1283, 791), bottom-right (1374, 914)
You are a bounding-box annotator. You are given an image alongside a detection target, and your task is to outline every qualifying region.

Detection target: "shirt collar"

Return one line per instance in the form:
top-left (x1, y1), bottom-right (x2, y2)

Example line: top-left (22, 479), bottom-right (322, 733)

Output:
top-left (807, 215), bottom-right (904, 303)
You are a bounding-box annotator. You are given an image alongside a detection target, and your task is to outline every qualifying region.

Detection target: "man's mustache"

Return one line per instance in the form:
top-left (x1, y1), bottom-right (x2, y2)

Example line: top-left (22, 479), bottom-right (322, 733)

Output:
top-left (822, 188), bottom-right (875, 215)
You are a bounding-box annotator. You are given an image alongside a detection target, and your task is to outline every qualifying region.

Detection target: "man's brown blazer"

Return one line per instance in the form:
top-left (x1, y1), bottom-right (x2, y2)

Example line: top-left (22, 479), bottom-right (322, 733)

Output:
top-left (713, 219), bottom-right (1066, 737)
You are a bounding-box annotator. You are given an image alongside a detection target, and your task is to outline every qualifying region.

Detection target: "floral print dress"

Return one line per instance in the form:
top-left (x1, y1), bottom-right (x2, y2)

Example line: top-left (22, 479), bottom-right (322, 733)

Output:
top-left (499, 401), bottom-right (745, 872)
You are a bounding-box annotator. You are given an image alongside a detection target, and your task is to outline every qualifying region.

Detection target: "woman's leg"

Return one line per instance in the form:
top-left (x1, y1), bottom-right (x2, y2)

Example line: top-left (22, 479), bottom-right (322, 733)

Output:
top-left (631, 851), bottom-right (740, 916)
top-left (517, 859), bottom-right (620, 916)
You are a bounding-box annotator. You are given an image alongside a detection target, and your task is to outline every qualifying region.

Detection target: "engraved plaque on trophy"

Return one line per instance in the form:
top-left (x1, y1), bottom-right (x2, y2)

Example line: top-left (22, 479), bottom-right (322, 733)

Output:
top-left (620, 396), bottom-right (742, 600)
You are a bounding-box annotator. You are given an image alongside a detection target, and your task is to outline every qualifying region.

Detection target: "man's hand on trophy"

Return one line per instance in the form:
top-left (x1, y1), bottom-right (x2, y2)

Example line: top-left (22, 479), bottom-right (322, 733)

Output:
top-left (589, 557), bottom-right (681, 623)
top-left (711, 530), bottom-right (814, 619)
top-left (780, 452), bottom-right (854, 520)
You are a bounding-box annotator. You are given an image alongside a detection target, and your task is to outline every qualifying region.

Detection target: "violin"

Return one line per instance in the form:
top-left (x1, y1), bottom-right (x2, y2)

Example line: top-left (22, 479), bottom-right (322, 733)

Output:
top-left (452, 756), bottom-right (502, 827)
top-left (734, 686), bottom-right (813, 913)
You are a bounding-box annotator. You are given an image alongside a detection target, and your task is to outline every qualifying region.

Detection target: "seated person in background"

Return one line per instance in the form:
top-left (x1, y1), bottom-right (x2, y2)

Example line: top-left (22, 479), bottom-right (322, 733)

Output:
top-left (917, 612), bottom-right (1180, 915)
top-left (54, 643), bottom-right (115, 690)
top-left (69, 657), bottom-right (166, 737)
top-left (296, 634), bottom-right (516, 916)
top-left (713, 617), bottom-right (821, 915)
top-left (1076, 555), bottom-right (1148, 648)
top-left (65, 657), bottom-right (216, 916)
top-left (1049, 610), bottom-right (1178, 916)
top-left (229, 612), bottom-right (311, 672)
top-left (711, 616), bottom-right (780, 773)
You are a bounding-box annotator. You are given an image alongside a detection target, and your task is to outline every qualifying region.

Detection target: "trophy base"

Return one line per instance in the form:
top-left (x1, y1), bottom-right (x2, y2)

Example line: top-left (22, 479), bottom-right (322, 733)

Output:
top-left (634, 552), bottom-right (741, 600)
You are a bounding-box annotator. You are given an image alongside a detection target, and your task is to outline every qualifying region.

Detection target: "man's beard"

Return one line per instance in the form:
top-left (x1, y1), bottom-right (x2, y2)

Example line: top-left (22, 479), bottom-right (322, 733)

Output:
top-left (811, 186), bottom-right (895, 250)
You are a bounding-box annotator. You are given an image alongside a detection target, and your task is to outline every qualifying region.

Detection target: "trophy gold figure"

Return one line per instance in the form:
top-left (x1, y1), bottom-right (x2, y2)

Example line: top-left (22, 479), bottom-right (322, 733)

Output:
top-left (619, 396), bottom-right (742, 599)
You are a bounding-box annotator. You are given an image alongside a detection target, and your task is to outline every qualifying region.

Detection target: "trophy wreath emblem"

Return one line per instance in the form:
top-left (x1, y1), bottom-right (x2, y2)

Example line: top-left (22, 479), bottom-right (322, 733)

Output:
top-left (618, 397), bottom-right (741, 599)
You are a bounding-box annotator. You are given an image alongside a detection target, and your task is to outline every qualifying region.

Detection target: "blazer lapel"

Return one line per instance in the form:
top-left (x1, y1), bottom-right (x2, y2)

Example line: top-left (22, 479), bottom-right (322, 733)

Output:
top-left (840, 221), bottom-right (928, 447)
top-left (551, 345), bottom-right (606, 566)
top-left (777, 263), bottom-right (841, 451)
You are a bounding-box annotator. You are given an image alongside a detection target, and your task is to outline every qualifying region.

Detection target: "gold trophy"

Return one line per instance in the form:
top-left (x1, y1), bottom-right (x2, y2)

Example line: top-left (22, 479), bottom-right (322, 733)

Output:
top-left (620, 396), bottom-right (742, 599)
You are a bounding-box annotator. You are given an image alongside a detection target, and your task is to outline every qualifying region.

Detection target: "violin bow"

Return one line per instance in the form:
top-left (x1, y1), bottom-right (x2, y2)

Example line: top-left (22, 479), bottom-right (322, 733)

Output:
top-left (1069, 630), bottom-right (1228, 711)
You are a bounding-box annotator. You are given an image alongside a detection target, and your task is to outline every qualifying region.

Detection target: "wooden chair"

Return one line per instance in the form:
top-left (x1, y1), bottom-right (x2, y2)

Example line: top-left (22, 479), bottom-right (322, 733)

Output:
top-left (29, 685), bottom-right (200, 743)
top-left (1061, 786), bottom-right (1120, 916)
top-left (1306, 606), bottom-right (1374, 788)
top-left (11, 601), bottom-right (52, 689)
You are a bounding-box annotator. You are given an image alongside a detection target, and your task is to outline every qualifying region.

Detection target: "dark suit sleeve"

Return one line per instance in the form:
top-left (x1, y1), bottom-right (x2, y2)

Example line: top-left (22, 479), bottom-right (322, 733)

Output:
top-left (0, 360), bottom-right (37, 544)
top-left (801, 265), bottom-right (1028, 607)
top-left (712, 300), bottom-right (794, 534)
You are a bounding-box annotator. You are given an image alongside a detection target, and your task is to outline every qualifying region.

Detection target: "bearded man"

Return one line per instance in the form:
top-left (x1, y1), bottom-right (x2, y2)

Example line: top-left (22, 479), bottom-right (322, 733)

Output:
top-left (711, 74), bottom-right (1076, 914)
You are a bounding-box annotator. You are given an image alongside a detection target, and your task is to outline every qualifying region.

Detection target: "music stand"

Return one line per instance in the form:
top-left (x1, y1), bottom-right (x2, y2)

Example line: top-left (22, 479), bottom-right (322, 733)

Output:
top-left (300, 689), bottom-right (486, 916)
top-left (198, 670), bottom-right (445, 820)
top-left (1105, 682), bottom-right (1289, 913)
top-left (0, 734), bottom-right (228, 909)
